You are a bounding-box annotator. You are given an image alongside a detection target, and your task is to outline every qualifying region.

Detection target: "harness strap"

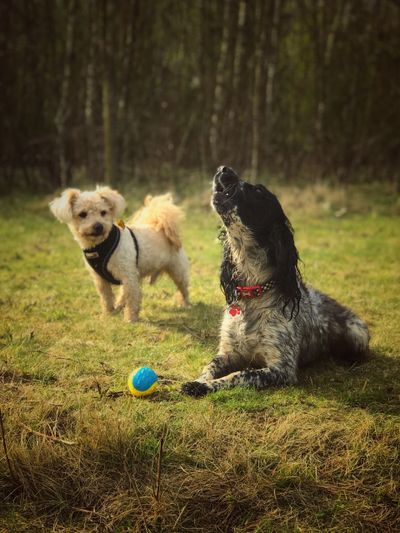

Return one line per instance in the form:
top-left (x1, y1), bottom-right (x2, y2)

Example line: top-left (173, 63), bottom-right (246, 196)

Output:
top-left (128, 227), bottom-right (139, 267)
top-left (83, 224), bottom-right (140, 285)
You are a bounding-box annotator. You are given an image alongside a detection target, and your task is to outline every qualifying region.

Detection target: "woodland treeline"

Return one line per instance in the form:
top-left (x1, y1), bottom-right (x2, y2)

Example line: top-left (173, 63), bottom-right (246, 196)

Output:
top-left (1, 0), bottom-right (399, 192)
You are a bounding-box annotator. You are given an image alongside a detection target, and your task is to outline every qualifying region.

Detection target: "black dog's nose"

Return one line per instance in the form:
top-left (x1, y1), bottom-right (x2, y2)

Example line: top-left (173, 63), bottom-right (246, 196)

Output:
top-left (216, 166), bottom-right (239, 187)
top-left (92, 222), bottom-right (104, 235)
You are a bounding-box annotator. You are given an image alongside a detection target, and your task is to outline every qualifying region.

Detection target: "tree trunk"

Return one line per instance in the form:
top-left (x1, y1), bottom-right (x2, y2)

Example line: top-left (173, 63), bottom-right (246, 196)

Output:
top-left (117, 0), bottom-right (138, 181)
top-left (55, 0), bottom-right (75, 188)
top-left (209, 0), bottom-right (230, 165)
top-left (265, 0), bottom-right (282, 159)
top-left (101, 0), bottom-right (116, 185)
top-left (85, 0), bottom-right (97, 180)
top-left (251, 0), bottom-right (267, 180)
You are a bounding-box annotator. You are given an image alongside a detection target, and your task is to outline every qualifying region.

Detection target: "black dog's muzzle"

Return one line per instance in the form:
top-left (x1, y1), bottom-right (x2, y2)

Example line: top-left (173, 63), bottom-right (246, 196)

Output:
top-left (214, 166), bottom-right (240, 189)
top-left (212, 166), bottom-right (242, 215)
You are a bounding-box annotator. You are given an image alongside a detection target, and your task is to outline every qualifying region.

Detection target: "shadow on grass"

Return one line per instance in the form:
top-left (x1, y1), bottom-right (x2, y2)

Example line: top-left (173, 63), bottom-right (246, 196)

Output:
top-left (151, 301), bottom-right (222, 348)
top-left (0, 369), bottom-right (58, 385)
top-left (297, 348), bottom-right (400, 415)
top-left (202, 349), bottom-right (399, 418)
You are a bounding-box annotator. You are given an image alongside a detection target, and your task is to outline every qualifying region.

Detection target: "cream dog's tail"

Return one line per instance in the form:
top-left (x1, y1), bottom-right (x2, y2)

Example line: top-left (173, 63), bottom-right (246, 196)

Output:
top-left (130, 193), bottom-right (185, 249)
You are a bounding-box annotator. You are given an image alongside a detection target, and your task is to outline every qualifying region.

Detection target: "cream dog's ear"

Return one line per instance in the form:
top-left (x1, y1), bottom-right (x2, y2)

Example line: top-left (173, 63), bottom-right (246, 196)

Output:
top-left (49, 189), bottom-right (80, 223)
top-left (97, 186), bottom-right (126, 216)
top-left (144, 195), bottom-right (153, 206)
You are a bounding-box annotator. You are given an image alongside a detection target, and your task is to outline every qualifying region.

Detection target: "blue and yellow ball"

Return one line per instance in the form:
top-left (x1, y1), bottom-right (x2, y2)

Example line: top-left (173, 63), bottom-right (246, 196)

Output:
top-left (128, 367), bottom-right (158, 397)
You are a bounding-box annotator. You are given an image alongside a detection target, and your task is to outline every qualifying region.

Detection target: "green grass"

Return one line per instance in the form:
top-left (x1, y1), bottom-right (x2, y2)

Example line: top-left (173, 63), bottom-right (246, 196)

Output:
top-left (0, 182), bottom-right (399, 532)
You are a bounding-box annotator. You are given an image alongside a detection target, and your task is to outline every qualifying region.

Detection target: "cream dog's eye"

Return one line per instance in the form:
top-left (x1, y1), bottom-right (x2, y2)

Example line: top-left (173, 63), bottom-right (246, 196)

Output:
top-left (79, 211), bottom-right (87, 219)
top-left (101, 210), bottom-right (107, 216)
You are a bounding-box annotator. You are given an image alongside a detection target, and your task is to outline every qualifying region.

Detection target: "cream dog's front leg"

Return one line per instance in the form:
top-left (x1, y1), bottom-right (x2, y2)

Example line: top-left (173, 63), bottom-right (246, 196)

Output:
top-left (92, 273), bottom-right (114, 315)
top-left (115, 286), bottom-right (126, 311)
top-left (120, 274), bottom-right (141, 323)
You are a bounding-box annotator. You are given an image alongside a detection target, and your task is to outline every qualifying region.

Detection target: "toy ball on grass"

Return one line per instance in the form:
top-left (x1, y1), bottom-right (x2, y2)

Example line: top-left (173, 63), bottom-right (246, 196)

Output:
top-left (128, 367), bottom-right (158, 397)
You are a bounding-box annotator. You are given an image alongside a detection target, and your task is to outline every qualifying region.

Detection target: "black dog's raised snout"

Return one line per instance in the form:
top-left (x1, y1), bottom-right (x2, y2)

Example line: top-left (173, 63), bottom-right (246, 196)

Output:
top-left (217, 165), bottom-right (229, 174)
top-left (217, 165), bottom-right (239, 181)
top-left (92, 222), bottom-right (104, 235)
top-left (213, 166), bottom-right (241, 215)
top-left (214, 166), bottom-right (240, 190)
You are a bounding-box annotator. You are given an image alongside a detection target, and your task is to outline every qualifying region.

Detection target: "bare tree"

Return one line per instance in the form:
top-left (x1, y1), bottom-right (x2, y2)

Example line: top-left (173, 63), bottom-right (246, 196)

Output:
top-left (54, 0), bottom-right (75, 188)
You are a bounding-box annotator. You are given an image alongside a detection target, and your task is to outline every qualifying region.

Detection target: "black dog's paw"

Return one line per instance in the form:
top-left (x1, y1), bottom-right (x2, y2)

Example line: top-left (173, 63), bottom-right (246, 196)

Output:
top-left (181, 381), bottom-right (210, 397)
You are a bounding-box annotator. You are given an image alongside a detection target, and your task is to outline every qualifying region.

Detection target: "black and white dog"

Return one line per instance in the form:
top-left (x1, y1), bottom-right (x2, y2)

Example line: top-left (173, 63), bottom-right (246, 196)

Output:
top-left (182, 166), bottom-right (369, 396)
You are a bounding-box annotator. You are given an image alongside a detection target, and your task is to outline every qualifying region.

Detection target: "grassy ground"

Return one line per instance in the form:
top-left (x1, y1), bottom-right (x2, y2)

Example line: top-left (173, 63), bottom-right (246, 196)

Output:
top-left (0, 180), bottom-right (399, 532)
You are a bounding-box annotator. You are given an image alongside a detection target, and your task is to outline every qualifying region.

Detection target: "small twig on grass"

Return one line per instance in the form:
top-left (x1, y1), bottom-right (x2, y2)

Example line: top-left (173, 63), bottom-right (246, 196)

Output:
top-left (122, 454), bottom-right (150, 533)
top-left (51, 355), bottom-right (76, 362)
top-left (99, 361), bottom-right (114, 375)
top-left (19, 421), bottom-right (76, 445)
top-left (157, 375), bottom-right (181, 384)
top-left (181, 324), bottom-right (203, 340)
top-left (72, 506), bottom-right (94, 516)
top-left (173, 503), bottom-right (188, 530)
top-left (131, 472), bottom-right (150, 533)
top-left (0, 409), bottom-right (18, 484)
top-left (105, 390), bottom-right (127, 399)
top-left (95, 379), bottom-right (103, 398)
top-left (181, 324), bottom-right (217, 340)
top-left (154, 424), bottom-right (168, 502)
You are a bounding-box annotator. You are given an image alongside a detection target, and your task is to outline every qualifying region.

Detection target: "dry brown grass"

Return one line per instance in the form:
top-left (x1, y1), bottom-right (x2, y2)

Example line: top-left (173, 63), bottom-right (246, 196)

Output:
top-left (1, 400), bottom-right (399, 532)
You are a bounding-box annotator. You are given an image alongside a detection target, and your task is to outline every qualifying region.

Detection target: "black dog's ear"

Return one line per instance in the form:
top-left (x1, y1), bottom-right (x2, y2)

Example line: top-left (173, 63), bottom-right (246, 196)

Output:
top-left (268, 218), bottom-right (301, 319)
top-left (219, 234), bottom-right (237, 304)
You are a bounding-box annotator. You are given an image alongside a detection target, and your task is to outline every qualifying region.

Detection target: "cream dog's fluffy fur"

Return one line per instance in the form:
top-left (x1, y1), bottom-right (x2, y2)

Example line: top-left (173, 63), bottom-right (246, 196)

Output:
top-left (50, 187), bottom-right (189, 322)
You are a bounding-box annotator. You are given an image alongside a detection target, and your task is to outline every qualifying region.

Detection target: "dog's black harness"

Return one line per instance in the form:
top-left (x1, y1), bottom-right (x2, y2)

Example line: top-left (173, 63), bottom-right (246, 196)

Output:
top-left (83, 224), bottom-right (139, 285)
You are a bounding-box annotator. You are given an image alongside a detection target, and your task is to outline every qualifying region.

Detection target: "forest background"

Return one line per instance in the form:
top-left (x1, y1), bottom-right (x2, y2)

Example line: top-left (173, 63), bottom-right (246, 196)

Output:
top-left (1, 0), bottom-right (399, 193)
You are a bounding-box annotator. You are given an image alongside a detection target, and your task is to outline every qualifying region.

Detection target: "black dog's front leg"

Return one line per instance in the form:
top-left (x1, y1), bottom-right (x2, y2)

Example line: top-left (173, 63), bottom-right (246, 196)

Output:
top-left (181, 354), bottom-right (244, 397)
top-left (181, 364), bottom-right (297, 397)
top-left (199, 354), bottom-right (240, 380)
top-left (181, 380), bottom-right (210, 397)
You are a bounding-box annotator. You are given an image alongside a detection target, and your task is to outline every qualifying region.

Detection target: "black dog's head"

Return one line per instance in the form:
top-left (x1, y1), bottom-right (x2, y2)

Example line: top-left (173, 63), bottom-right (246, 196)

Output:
top-left (213, 166), bottom-right (301, 318)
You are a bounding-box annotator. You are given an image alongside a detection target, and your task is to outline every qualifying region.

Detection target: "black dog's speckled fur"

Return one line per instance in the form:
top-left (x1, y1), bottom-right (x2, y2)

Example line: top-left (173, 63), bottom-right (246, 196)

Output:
top-left (182, 167), bottom-right (369, 397)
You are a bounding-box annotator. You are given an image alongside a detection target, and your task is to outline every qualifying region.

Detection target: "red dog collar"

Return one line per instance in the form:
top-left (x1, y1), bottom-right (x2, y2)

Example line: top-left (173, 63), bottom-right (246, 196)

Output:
top-left (235, 285), bottom-right (264, 299)
top-left (235, 280), bottom-right (275, 300)
top-left (229, 280), bottom-right (275, 316)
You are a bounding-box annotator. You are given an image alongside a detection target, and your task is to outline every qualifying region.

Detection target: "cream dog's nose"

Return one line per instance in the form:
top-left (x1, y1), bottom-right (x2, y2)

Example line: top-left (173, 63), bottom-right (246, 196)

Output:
top-left (92, 222), bottom-right (104, 235)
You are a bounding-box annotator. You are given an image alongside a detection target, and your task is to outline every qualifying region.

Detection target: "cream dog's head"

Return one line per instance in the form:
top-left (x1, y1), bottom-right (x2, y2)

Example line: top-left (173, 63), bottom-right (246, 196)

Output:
top-left (49, 186), bottom-right (126, 248)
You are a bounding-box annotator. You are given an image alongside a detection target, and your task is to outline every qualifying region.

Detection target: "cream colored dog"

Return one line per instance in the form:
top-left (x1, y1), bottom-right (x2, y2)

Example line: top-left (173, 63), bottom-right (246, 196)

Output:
top-left (50, 187), bottom-right (189, 322)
